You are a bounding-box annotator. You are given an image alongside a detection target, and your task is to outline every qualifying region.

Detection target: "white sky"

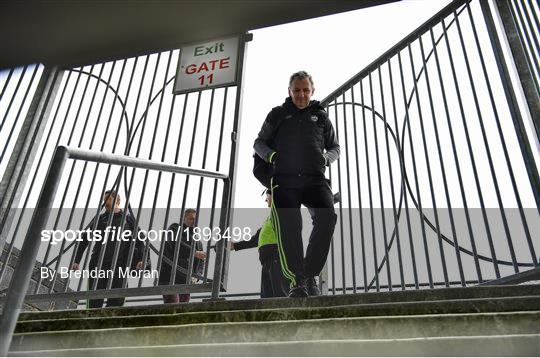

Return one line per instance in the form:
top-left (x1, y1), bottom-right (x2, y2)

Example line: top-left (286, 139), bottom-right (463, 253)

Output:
top-left (235, 0), bottom-right (453, 208)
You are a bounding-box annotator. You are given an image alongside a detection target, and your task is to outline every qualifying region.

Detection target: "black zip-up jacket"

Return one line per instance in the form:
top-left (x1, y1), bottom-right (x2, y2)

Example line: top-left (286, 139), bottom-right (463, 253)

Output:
top-left (74, 210), bottom-right (143, 268)
top-left (158, 224), bottom-right (204, 284)
top-left (254, 97), bottom-right (340, 187)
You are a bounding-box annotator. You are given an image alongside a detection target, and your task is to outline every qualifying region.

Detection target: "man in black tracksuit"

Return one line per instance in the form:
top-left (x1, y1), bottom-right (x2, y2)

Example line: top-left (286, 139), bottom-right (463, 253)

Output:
top-left (72, 190), bottom-right (144, 308)
top-left (253, 71), bottom-right (340, 297)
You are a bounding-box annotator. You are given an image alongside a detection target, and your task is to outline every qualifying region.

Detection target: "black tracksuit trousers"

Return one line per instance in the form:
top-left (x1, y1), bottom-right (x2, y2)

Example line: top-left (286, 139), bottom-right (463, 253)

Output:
top-left (271, 183), bottom-right (337, 287)
top-left (259, 245), bottom-right (289, 298)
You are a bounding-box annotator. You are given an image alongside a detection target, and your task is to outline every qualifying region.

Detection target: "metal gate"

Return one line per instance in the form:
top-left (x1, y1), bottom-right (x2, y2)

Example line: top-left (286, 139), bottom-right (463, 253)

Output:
top-left (0, 35), bottom-right (250, 315)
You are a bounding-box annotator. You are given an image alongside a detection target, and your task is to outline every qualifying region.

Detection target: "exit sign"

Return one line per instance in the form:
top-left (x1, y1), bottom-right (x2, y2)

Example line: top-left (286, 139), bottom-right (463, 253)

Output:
top-left (174, 36), bottom-right (239, 94)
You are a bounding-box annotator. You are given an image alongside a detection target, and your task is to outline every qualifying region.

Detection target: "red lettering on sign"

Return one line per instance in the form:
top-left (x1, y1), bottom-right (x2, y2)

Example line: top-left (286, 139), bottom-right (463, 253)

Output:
top-left (208, 59), bottom-right (219, 70)
top-left (185, 56), bottom-right (231, 85)
top-left (220, 57), bottom-right (230, 69)
top-left (185, 64), bottom-right (197, 75)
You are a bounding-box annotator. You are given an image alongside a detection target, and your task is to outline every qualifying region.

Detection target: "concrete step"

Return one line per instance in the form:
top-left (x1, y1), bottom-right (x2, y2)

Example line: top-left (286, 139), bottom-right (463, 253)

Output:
top-left (14, 295), bottom-right (540, 333)
top-left (10, 334), bottom-right (540, 356)
top-left (9, 311), bottom-right (540, 352)
top-left (16, 284), bottom-right (540, 322)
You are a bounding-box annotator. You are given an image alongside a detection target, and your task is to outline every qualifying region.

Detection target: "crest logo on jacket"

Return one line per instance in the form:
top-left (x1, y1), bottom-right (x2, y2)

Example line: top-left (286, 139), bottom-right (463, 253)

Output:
top-left (310, 115), bottom-right (318, 122)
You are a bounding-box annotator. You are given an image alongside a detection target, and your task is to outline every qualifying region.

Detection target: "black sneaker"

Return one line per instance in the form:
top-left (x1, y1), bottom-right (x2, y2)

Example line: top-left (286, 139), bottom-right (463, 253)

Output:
top-left (288, 283), bottom-right (308, 298)
top-left (306, 277), bottom-right (321, 296)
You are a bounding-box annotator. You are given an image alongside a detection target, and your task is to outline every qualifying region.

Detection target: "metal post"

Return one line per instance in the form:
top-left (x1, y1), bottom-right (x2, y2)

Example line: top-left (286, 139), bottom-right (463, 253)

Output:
top-left (0, 146), bottom-right (68, 356)
top-left (219, 33), bottom-right (251, 295)
top-left (320, 261), bottom-right (329, 295)
top-left (481, 0), bottom-right (540, 212)
top-left (211, 178), bottom-right (231, 300)
top-left (0, 67), bottom-right (64, 252)
top-left (495, 0), bottom-right (540, 137)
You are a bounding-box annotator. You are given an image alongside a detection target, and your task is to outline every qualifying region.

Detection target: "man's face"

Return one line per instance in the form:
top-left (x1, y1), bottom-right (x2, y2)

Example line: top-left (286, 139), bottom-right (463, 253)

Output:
top-left (288, 77), bottom-right (314, 110)
top-left (103, 193), bottom-right (119, 212)
top-left (183, 212), bottom-right (196, 228)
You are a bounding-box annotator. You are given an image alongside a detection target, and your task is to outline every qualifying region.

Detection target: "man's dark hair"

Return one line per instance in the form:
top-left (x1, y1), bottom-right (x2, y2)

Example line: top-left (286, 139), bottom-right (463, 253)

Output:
top-left (104, 190), bottom-right (120, 202)
top-left (289, 71), bottom-right (314, 87)
top-left (184, 208), bottom-right (196, 216)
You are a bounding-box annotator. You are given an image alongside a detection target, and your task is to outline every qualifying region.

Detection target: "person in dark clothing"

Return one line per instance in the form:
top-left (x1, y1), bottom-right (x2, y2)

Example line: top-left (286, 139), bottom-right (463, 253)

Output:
top-left (232, 190), bottom-right (289, 298)
top-left (254, 71), bottom-right (340, 297)
top-left (233, 190), bottom-right (341, 298)
top-left (72, 190), bottom-right (144, 308)
top-left (159, 209), bottom-right (206, 303)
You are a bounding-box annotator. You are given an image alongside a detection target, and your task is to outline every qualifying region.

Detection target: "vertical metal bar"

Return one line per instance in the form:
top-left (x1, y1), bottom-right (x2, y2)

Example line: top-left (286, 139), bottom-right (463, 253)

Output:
top-left (74, 59), bottom-right (129, 293)
top-left (211, 178), bottom-right (230, 299)
top-left (171, 90), bottom-right (201, 285)
top-left (7, 70), bottom-right (68, 261)
top-left (44, 65), bottom-right (105, 295)
top-left (148, 53), bottom-right (177, 288)
top-left (220, 33), bottom-right (252, 293)
top-left (333, 97), bottom-right (346, 293)
top-left (66, 61), bottom-right (120, 292)
top-left (397, 50), bottom-right (433, 288)
top-left (3, 69), bottom-right (73, 290)
top-left (326, 118), bottom-right (336, 296)
top-left (155, 93), bottom-right (181, 286)
top-left (378, 65), bottom-right (405, 290)
top-left (0, 65), bottom-right (40, 162)
top-left (422, 29), bottom-right (465, 286)
top-left (196, 89), bottom-right (215, 209)
top-left (528, 0), bottom-right (540, 43)
top-left (0, 66), bottom-right (28, 135)
top-left (454, 9), bottom-right (519, 272)
top-left (45, 64), bottom-right (103, 294)
top-left (341, 92), bottom-right (357, 293)
top-left (128, 53), bottom-right (167, 285)
top-left (0, 67), bottom-right (64, 269)
top-left (0, 68), bottom-right (15, 102)
top-left (466, 2), bottom-right (537, 265)
top-left (429, 26), bottom-right (477, 283)
top-left (320, 260), bottom-right (329, 295)
top-left (103, 56), bottom-right (150, 287)
top-left (92, 55), bottom-right (147, 291)
top-left (2, 70), bottom-right (73, 294)
top-left (350, 86), bottom-right (368, 292)
top-left (133, 51), bottom-right (174, 288)
top-left (388, 57), bottom-right (418, 289)
top-left (191, 89), bottom-right (215, 284)
top-left (368, 71), bottom-right (392, 290)
top-left (156, 91), bottom-right (186, 287)
top-left (490, 0), bottom-right (540, 159)
top-left (442, 16), bottom-right (494, 279)
top-left (108, 54), bottom-right (155, 290)
top-left (408, 40), bottom-right (449, 286)
top-left (360, 79), bottom-right (379, 292)
top-left (510, 0), bottom-right (540, 92)
top-left (482, 0), bottom-right (540, 214)
top-left (206, 87), bottom-right (229, 283)
top-left (121, 52), bottom-right (168, 290)
top-left (0, 146), bottom-right (68, 357)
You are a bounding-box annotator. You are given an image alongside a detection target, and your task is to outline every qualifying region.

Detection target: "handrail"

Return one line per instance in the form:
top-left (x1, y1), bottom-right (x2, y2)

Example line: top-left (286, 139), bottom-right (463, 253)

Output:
top-left (65, 146), bottom-right (228, 180)
top-left (0, 146), bottom-right (231, 355)
top-left (321, 0), bottom-right (468, 106)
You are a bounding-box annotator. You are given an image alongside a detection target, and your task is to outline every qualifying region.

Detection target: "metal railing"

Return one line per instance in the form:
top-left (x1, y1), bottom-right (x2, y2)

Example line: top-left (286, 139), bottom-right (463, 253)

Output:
top-left (0, 145), bottom-right (232, 353)
top-left (0, 65), bottom-right (44, 169)
top-left (320, 0), bottom-right (540, 294)
top-left (0, 33), bottom-right (248, 353)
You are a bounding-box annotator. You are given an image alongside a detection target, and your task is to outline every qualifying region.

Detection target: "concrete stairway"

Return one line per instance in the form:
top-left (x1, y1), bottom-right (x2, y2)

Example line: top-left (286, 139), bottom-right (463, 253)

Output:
top-left (8, 284), bottom-right (540, 356)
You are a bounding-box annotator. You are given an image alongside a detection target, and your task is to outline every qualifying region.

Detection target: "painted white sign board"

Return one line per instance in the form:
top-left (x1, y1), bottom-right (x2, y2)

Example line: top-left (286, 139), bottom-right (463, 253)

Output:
top-left (174, 36), bottom-right (239, 94)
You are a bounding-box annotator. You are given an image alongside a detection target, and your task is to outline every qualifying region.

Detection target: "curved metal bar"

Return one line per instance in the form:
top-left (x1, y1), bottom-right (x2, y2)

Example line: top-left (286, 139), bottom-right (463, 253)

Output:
top-left (70, 68), bottom-right (132, 140)
top-left (329, 99), bottom-right (535, 272)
